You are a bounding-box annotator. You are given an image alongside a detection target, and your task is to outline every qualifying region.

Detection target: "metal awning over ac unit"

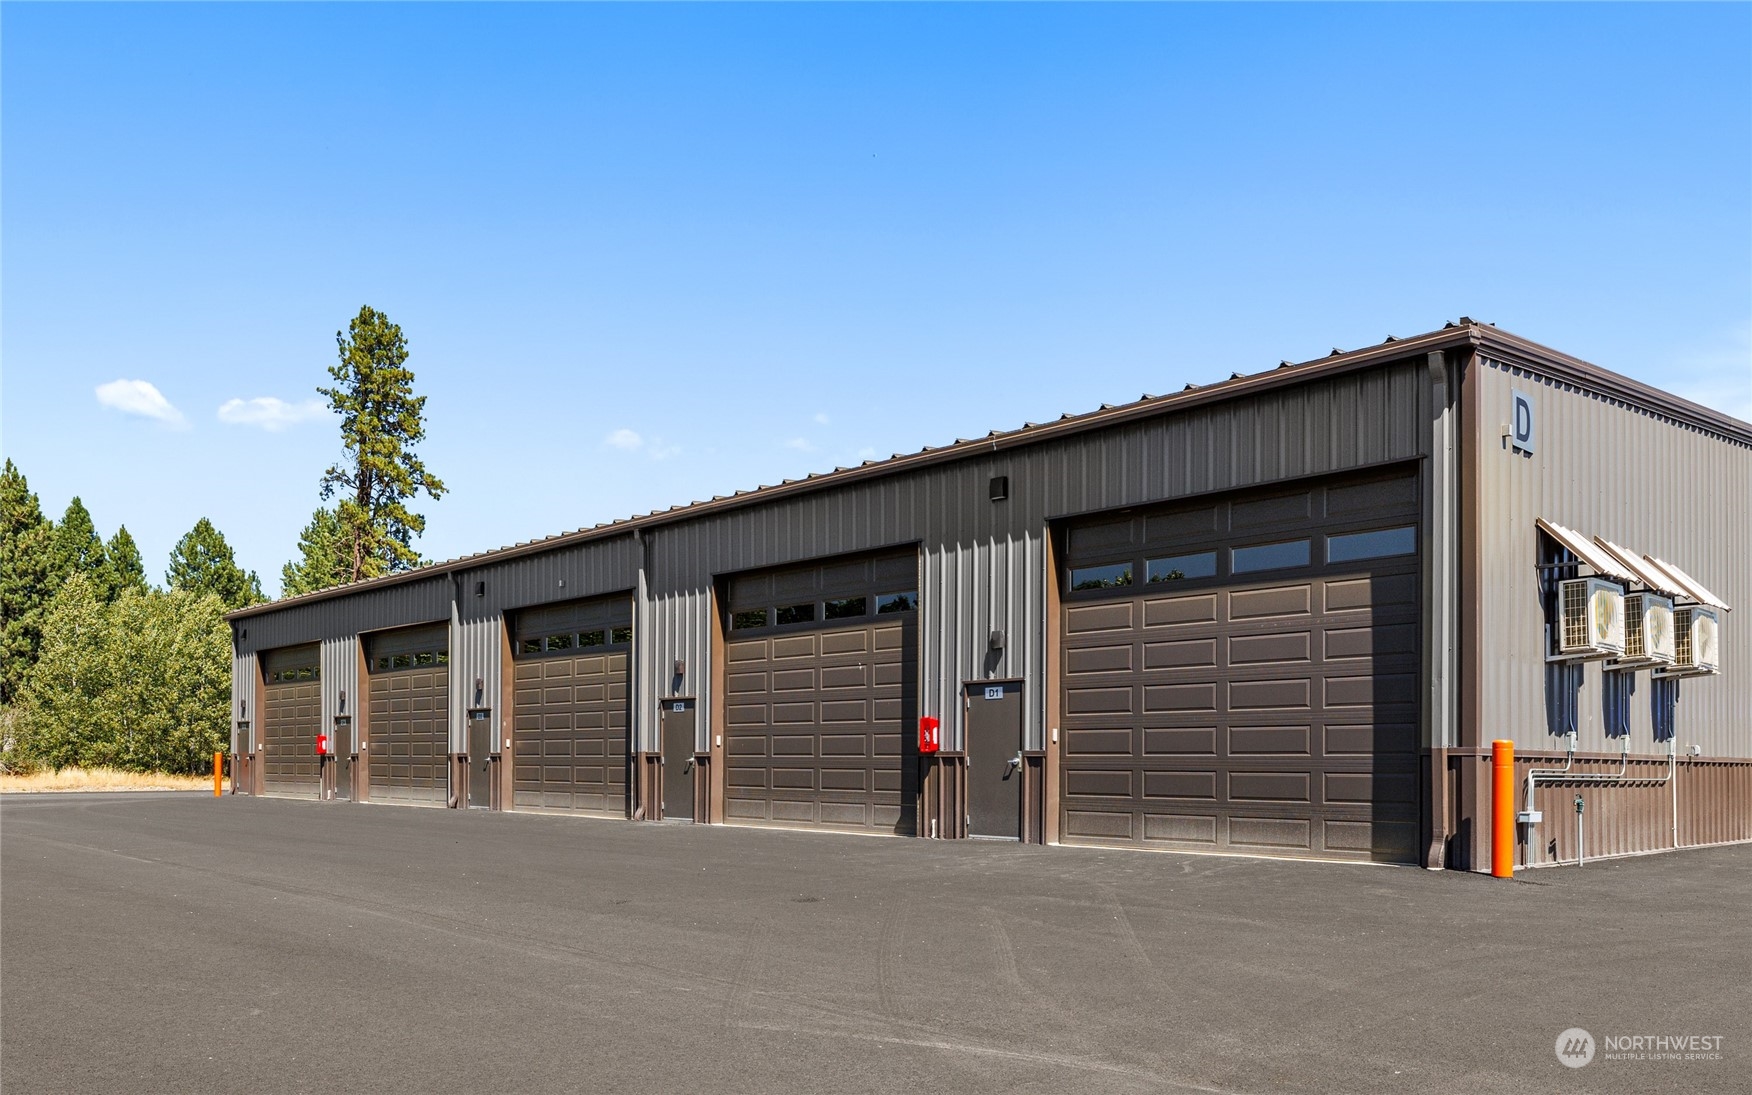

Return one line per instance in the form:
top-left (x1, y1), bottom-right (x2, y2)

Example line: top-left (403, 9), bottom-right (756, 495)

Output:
top-left (1640, 556), bottom-right (1732, 612)
top-left (1535, 519), bottom-right (1640, 583)
top-left (1592, 538), bottom-right (1686, 598)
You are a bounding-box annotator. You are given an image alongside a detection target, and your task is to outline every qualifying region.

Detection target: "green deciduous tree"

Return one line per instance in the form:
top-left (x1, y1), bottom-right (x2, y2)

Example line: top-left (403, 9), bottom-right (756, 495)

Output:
top-left (166, 518), bottom-right (262, 611)
top-left (0, 460), bottom-right (57, 704)
top-left (318, 305), bottom-right (446, 583)
top-left (279, 506), bottom-right (351, 597)
top-left (15, 576), bottom-right (231, 774)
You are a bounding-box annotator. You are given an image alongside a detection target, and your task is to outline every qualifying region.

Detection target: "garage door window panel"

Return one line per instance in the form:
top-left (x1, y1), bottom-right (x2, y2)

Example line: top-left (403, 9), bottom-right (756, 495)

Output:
top-left (1060, 471), bottom-right (1420, 862)
top-left (1231, 539), bottom-right (1311, 574)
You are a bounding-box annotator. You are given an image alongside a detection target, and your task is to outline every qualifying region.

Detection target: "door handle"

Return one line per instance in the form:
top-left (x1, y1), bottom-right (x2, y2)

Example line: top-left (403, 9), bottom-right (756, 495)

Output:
top-left (1005, 754), bottom-right (1022, 774)
top-left (683, 758), bottom-right (695, 773)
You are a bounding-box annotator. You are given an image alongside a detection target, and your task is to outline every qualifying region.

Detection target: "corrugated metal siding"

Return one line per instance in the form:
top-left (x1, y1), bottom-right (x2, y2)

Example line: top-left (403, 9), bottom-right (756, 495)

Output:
top-left (235, 577), bottom-right (453, 655)
top-left (319, 637), bottom-right (358, 731)
top-left (230, 651), bottom-right (257, 752)
top-left (232, 360), bottom-right (1428, 767)
top-left (1474, 357), bottom-right (1752, 758)
top-left (451, 607), bottom-right (499, 754)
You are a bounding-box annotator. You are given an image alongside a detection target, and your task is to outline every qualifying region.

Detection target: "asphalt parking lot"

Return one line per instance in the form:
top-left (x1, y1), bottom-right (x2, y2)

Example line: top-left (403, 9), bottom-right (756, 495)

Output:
top-left (3, 793), bottom-right (1748, 1094)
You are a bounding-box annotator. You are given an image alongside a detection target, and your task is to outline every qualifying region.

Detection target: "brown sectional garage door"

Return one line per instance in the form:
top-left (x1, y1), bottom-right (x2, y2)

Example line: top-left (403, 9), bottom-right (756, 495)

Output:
top-left (511, 596), bottom-right (632, 816)
top-left (724, 550), bottom-right (919, 834)
top-left (366, 623), bottom-right (450, 806)
top-left (1058, 468), bottom-right (1421, 862)
top-left (262, 645), bottom-right (321, 797)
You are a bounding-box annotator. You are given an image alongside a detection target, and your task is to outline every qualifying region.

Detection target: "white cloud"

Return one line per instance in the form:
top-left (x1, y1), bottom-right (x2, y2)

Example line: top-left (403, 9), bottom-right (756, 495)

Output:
top-left (813, 412), bottom-right (830, 425)
top-left (217, 396), bottom-right (329, 431)
top-left (605, 428), bottom-right (679, 460)
top-left (784, 437), bottom-right (817, 452)
top-left (95, 379), bottom-right (186, 427)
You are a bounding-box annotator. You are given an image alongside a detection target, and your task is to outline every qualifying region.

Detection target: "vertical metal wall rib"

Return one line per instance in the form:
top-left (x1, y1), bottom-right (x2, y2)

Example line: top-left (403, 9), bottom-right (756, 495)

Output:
top-left (1473, 356), bottom-right (1751, 757)
top-left (319, 637), bottom-right (358, 730)
top-left (230, 651), bottom-right (257, 751)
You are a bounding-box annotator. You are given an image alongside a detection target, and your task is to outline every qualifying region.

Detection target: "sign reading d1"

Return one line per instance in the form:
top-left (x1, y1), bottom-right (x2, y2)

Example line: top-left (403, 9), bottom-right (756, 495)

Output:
top-left (1510, 389), bottom-right (1536, 453)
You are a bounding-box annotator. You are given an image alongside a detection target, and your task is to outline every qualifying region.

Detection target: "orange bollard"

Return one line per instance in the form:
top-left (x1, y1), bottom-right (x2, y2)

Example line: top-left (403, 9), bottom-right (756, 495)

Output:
top-left (1491, 739), bottom-right (1514, 878)
top-left (214, 751), bottom-right (223, 798)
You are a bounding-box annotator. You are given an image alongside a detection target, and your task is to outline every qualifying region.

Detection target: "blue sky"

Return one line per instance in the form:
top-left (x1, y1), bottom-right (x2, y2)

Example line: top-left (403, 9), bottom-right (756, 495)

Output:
top-left (4, 3), bottom-right (1748, 597)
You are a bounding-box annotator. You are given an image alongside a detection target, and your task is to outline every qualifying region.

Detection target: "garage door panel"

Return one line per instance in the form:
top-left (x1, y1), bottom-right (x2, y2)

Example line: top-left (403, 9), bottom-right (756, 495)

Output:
top-left (1228, 585), bottom-right (1312, 621)
top-left (1143, 727), bottom-right (1218, 755)
top-left (1066, 601), bottom-right (1135, 634)
top-left (1142, 594), bottom-right (1217, 628)
top-left (1066, 685), bottom-right (1134, 715)
top-left (1325, 573), bottom-right (1418, 613)
top-left (1326, 722), bottom-right (1419, 756)
top-left (1069, 644), bottom-right (1135, 674)
top-left (367, 645), bottom-right (449, 806)
top-left (1142, 683), bottom-right (1217, 713)
top-left (1143, 639), bottom-right (1216, 670)
top-left (1228, 771), bottom-right (1312, 803)
top-left (724, 550), bottom-right (917, 835)
top-left (1142, 770), bottom-right (1217, 800)
top-left (1060, 470), bottom-right (1421, 863)
top-left (821, 700), bottom-right (867, 722)
top-left (1143, 813), bottom-right (1218, 844)
top-left (511, 601), bottom-right (631, 817)
top-left (1228, 631), bottom-right (1312, 666)
top-left (1227, 679), bottom-right (1311, 711)
top-left (1324, 671), bottom-right (1418, 708)
top-left (821, 630), bottom-right (870, 656)
top-left (1065, 727), bottom-right (1136, 755)
top-left (1227, 816), bottom-right (1312, 851)
top-left (1228, 725), bottom-right (1312, 755)
top-left (262, 666), bottom-right (322, 796)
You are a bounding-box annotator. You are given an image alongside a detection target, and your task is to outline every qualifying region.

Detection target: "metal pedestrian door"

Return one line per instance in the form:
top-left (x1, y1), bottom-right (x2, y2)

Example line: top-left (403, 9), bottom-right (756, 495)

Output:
top-left (966, 681), bottom-right (1023, 838)
top-left (660, 698), bottom-right (697, 821)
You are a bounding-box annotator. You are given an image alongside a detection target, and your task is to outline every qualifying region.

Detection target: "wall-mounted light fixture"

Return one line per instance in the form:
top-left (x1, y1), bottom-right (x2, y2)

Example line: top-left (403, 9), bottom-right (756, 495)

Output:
top-left (239, 699), bottom-right (247, 718)
top-left (475, 581), bottom-right (485, 598)
top-left (240, 628), bottom-right (248, 640)
top-left (989, 475), bottom-right (1009, 502)
top-left (338, 690), bottom-right (347, 713)
top-left (673, 660), bottom-right (686, 677)
top-left (988, 629), bottom-right (1005, 651)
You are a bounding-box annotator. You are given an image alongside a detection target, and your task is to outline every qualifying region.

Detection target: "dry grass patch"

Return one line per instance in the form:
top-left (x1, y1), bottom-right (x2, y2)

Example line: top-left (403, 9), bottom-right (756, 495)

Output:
top-left (0, 767), bottom-right (213, 794)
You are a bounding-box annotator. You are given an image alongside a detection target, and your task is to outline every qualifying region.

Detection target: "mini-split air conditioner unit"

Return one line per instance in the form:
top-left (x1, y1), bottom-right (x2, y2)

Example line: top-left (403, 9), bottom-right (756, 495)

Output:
top-left (1656, 606), bottom-right (1721, 678)
top-left (1608, 591), bottom-right (1676, 671)
top-left (1549, 577), bottom-right (1625, 661)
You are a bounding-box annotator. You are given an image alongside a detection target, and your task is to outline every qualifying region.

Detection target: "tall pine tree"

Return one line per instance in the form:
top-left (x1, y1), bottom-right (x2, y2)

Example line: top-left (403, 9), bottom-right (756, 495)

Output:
top-left (280, 507), bottom-right (351, 597)
top-left (104, 526), bottom-right (150, 598)
top-left (318, 306), bottom-right (446, 582)
top-left (166, 518), bottom-right (263, 611)
top-left (50, 497), bottom-right (106, 587)
top-left (0, 460), bottom-right (57, 703)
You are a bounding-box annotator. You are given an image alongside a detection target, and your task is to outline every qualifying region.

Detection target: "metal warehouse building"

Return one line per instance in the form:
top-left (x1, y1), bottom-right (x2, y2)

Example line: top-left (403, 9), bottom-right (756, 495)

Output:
top-left (227, 321), bottom-right (1750, 871)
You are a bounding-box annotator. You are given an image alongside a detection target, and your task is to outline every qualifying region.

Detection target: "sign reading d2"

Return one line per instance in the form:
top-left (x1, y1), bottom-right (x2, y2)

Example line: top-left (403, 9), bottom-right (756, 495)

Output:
top-left (1511, 389), bottom-right (1536, 453)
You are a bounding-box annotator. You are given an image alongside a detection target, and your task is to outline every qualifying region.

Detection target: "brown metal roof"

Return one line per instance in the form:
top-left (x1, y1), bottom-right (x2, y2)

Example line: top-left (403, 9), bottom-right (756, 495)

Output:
top-left (229, 320), bottom-right (1752, 621)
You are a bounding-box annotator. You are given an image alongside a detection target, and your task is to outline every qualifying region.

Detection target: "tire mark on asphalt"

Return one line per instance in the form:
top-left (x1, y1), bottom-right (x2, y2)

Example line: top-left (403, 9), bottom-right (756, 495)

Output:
top-left (734, 1020), bottom-right (1256, 1094)
top-left (720, 914), bottom-right (771, 1029)
top-left (874, 898), bottom-right (909, 1027)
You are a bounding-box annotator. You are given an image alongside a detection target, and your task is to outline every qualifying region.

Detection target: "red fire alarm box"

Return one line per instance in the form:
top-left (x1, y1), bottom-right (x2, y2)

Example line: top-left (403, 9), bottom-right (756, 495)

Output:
top-left (918, 716), bottom-right (940, 755)
top-left (316, 733), bottom-right (330, 756)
